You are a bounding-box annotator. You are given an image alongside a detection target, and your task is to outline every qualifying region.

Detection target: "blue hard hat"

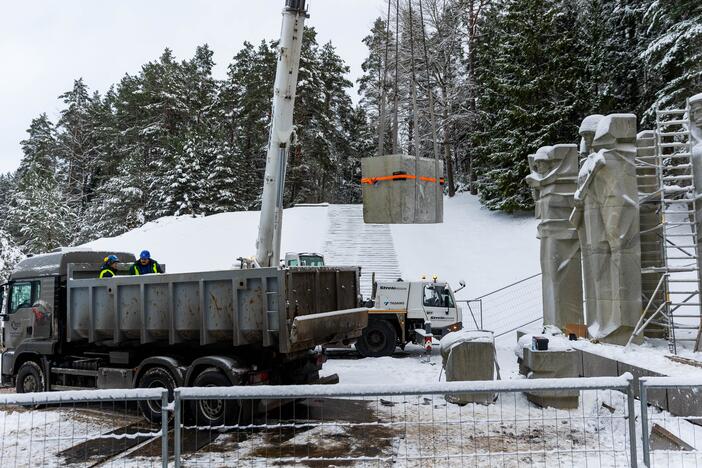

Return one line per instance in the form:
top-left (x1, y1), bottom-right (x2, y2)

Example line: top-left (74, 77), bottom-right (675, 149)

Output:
top-left (106, 255), bottom-right (119, 264)
top-left (140, 250), bottom-right (151, 260)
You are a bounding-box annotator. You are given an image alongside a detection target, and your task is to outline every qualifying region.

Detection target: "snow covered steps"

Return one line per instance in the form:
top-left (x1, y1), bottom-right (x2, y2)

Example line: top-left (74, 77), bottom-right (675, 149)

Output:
top-left (323, 204), bottom-right (402, 298)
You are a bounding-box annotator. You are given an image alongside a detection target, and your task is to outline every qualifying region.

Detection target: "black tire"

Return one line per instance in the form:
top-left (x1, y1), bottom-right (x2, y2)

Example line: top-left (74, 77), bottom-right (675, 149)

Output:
top-left (189, 368), bottom-right (240, 428)
top-left (16, 360), bottom-right (45, 394)
top-left (136, 367), bottom-right (176, 424)
top-left (356, 319), bottom-right (398, 357)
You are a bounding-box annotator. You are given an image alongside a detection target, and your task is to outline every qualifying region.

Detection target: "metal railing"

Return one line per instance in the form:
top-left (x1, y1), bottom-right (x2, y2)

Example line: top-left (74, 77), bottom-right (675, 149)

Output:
top-left (458, 273), bottom-right (543, 337)
top-left (640, 376), bottom-right (702, 467)
top-left (0, 374), bottom-right (648, 467)
top-left (0, 388), bottom-right (168, 467)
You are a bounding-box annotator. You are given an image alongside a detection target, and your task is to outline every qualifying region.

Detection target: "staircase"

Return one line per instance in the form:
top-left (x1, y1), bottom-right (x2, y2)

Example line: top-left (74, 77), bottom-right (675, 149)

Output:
top-left (323, 205), bottom-right (402, 298)
top-left (649, 105), bottom-right (702, 353)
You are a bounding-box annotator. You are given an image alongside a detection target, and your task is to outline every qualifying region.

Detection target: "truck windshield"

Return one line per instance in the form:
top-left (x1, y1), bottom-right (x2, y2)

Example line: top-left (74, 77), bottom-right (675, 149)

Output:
top-left (299, 255), bottom-right (324, 267)
top-left (423, 285), bottom-right (455, 308)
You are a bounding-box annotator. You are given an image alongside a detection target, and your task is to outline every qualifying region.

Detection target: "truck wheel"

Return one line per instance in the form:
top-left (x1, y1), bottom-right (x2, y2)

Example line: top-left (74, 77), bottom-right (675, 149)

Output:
top-left (190, 368), bottom-right (239, 428)
top-left (356, 320), bottom-right (397, 357)
top-left (16, 361), bottom-right (45, 394)
top-left (136, 367), bottom-right (176, 424)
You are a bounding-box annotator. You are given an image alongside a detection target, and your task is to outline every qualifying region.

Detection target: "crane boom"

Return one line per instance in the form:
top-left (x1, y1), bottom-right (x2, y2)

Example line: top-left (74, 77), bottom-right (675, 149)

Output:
top-left (255, 0), bottom-right (308, 267)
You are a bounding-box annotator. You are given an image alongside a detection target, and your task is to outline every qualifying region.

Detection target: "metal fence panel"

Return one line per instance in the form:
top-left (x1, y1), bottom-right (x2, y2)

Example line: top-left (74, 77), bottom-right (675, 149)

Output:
top-left (0, 388), bottom-right (168, 468)
top-left (640, 377), bottom-right (702, 467)
top-left (173, 375), bottom-right (636, 467)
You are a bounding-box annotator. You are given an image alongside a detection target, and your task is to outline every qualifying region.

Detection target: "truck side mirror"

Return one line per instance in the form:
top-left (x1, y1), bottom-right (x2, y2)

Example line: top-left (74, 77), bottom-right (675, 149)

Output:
top-left (454, 280), bottom-right (467, 294)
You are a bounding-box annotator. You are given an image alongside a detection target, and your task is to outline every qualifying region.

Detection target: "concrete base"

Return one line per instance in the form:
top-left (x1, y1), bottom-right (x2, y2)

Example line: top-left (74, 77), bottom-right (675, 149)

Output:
top-left (521, 348), bottom-right (580, 409)
top-left (442, 336), bottom-right (496, 405)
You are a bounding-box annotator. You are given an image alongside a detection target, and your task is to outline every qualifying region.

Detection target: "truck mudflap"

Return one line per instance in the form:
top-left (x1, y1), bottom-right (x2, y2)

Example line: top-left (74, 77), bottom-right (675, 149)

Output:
top-left (288, 308), bottom-right (368, 352)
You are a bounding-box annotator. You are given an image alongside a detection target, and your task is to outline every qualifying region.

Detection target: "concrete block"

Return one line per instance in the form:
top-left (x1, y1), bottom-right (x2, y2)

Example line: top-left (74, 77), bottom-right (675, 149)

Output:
top-left (668, 387), bottom-right (702, 418)
top-left (581, 350), bottom-right (618, 378)
top-left (361, 154), bottom-right (443, 224)
top-left (443, 336), bottom-right (496, 405)
top-left (522, 348), bottom-right (579, 409)
top-left (616, 362), bottom-right (666, 408)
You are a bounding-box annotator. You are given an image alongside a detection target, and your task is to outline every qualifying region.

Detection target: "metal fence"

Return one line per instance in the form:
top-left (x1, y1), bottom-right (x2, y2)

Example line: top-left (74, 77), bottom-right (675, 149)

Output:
top-left (640, 376), bottom-right (702, 467)
top-left (459, 273), bottom-right (543, 338)
top-left (0, 374), bottom-right (644, 467)
top-left (0, 388), bottom-right (168, 467)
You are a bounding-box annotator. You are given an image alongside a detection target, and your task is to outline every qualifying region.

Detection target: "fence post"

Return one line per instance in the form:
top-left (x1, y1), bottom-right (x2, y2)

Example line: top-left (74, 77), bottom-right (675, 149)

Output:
top-left (479, 299), bottom-right (483, 329)
top-left (640, 379), bottom-right (650, 468)
top-left (161, 390), bottom-right (169, 468)
top-left (626, 377), bottom-right (639, 468)
top-left (174, 389), bottom-right (182, 468)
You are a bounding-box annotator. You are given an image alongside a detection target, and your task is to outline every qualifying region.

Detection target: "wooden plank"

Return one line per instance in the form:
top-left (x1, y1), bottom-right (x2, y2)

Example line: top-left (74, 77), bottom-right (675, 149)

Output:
top-left (650, 423), bottom-right (695, 451)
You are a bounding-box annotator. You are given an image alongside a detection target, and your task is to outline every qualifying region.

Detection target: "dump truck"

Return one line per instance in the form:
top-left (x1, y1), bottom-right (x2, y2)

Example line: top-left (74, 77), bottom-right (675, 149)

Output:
top-left (0, 250), bottom-right (366, 424)
top-left (355, 278), bottom-right (464, 357)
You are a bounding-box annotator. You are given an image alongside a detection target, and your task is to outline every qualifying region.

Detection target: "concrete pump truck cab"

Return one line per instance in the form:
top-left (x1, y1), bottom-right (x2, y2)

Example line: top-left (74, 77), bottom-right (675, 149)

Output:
top-left (0, 0), bottom-right (369, 426)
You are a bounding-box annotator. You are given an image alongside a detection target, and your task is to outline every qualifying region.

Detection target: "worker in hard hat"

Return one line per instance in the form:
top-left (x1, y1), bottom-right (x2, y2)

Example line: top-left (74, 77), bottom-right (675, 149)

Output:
top-left (99, 255), bottom-right (120, 278)
top-left (130, 250), bottom-right (162, 275)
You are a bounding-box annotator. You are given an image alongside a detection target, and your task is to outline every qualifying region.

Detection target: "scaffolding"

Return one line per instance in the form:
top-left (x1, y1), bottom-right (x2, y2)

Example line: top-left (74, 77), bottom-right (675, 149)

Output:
top-left (632, 99), bottom-right (702, 354)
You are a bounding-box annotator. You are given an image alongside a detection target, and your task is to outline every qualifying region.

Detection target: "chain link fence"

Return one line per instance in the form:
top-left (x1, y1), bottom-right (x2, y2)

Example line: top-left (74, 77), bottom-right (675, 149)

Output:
top-left (0, 374), bottom-right (655, 467)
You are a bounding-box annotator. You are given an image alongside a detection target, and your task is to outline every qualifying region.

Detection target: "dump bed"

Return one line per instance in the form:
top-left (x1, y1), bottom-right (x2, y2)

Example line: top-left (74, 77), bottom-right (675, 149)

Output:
top-left (66, 266), bottom-right (367, 354)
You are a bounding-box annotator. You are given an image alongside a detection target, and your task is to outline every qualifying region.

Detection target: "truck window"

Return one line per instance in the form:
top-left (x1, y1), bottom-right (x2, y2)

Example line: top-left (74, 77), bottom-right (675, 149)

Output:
top-left (288, 259), bottom-right (299, 267)
top-left (300, 255), bottom-right (324, 267)
top-left (9, 282), bottom-right (38, 314)
top-left (423, 285), bottom-right (454, 308)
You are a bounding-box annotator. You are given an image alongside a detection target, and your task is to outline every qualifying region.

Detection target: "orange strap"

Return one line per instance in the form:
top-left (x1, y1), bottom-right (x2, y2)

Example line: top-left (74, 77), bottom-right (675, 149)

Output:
top-left (362, 174), bottom-right (445, 185)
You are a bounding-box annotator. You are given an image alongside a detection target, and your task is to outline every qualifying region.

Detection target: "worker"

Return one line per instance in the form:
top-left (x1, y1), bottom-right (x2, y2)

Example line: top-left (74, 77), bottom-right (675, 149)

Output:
top-left (99, 255), bottom-right (120, 278)
top-left (130, 250), bottom-right (162, 275)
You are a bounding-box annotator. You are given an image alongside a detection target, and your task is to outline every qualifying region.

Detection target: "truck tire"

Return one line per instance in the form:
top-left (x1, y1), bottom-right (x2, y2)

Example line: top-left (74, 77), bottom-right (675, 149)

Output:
top-left (190, 368), bottom-right (239, 428)
top-left (16, 360), bottom-right (45, 394)
top-left (356, 320), bottom-right (397, 357)
top-left (136, 367), bottom-right (176, 424)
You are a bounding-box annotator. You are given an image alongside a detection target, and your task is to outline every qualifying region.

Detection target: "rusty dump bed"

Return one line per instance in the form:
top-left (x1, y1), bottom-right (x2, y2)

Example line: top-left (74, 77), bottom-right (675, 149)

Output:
top-left (66, 266), bottom-right (367, 354)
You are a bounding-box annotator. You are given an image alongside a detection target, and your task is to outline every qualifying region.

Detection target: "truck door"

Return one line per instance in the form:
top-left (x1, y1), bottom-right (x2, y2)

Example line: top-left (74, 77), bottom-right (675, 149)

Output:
top-left (422, 284), bottom-right (457, 329)
top-left (5, 280), bottom-right (42, 350)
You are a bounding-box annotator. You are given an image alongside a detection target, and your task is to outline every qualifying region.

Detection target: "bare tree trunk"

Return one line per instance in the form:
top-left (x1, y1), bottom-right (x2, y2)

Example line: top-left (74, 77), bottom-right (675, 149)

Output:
top-left (440, 85), bottom-right (456, 197)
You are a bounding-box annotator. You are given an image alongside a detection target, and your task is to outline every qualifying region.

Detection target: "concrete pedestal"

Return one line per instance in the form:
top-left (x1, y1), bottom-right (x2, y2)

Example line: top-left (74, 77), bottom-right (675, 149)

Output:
top-left (440, 331), bottom-right (496, 404)
top-left (521, 347), bottom-right (580, 409)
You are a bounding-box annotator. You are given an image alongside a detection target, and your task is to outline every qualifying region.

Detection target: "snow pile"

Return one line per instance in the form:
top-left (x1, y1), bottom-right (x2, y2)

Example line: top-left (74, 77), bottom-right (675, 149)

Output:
top-left (83, 205), bottom-right (330, 273)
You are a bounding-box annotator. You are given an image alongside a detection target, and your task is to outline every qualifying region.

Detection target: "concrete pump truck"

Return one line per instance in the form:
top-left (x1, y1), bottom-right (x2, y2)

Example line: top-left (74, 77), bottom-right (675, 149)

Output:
top-left (0, 0), bottom-right (368, 426)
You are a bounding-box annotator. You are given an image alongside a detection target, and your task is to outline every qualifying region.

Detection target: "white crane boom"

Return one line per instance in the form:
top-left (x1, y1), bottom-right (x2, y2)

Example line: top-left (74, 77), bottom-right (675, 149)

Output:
top-left (255, 0), bottom-right (308, 267)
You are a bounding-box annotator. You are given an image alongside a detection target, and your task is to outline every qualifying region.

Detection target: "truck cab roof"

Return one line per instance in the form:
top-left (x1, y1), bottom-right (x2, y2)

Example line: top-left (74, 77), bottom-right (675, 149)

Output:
top-left (10, 250), bottom-right (136, 280)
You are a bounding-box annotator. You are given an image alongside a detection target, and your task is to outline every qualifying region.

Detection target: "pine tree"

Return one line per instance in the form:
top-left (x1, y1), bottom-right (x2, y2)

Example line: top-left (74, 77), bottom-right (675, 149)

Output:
top-left (472, 0), bottom-right (589, 211)
top-left (7, 115), bottom-right (74, 253)
top-left (641, 0), bottom-right (702, 116)
top-left (0, 229), bottom-right (23, 283)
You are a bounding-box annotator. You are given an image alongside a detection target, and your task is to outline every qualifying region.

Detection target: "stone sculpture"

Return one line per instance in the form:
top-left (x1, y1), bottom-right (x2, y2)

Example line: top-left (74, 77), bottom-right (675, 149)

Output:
top-left (571, 114), bottom-right (642, 345)
top-left (526, 144), bottom-right (584, 328)
top-left (578, 114), bottom-right (605, 165)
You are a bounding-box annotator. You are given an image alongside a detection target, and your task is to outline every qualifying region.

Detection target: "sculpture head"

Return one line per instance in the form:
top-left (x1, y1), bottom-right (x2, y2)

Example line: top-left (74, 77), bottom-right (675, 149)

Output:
top-left (592, 114), bottom-right (637, 152)
top-left (690, 93), bottom-right (702, 126)
top-left (533, 146), bottom-right (554, 175)
top-left (579, 114), bottom-right (605, 156)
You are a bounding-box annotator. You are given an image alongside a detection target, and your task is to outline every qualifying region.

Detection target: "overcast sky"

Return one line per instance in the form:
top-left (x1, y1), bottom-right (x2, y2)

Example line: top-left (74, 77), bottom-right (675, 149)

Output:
top-left (0, 0), bottom-right (384, 174)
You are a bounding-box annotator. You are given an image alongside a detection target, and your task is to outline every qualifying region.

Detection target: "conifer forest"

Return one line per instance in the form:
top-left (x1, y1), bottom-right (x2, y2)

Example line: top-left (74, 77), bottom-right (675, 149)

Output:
top-left (1, 0), bottom-right (701, 279)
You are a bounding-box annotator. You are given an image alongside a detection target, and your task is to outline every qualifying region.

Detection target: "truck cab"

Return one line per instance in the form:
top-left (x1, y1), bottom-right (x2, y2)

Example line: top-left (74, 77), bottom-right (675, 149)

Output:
top-left (284, 252), bottom-right (325, 267)
top-left (355, 278), bottom-right (464, 357)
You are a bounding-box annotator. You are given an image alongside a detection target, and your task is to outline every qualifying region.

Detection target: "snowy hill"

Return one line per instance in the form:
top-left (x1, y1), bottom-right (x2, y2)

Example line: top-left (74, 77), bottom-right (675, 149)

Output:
top-left (83, 193), bottom-right (539, 300)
